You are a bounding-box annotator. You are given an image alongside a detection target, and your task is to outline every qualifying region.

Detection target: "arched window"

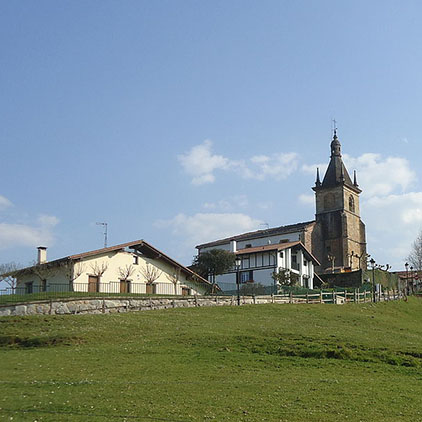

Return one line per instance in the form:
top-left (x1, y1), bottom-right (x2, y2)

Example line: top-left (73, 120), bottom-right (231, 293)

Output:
top-left (349, 195), bottom-right (355, 213)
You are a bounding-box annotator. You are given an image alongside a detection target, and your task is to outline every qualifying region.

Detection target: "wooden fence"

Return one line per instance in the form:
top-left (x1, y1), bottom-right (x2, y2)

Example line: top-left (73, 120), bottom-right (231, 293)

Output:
top-left (250, 289), bottom-right (404, 305)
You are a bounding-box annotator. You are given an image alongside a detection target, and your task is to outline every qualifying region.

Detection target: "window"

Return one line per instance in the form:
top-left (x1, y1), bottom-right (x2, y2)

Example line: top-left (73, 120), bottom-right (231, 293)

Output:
top-left (133, 255), bottom-right (139, 265)
top-left (25, 282), bottom-right (33, 294)
top-left (240, 270), bottom-right (253, 283)
top-left (245, 244), bottom-right (252, 248)
top-left (41, 279), bottom-right (47, 292)
top-left (279, 251), bottom-right (284, 258)
top-left (349, 195), bottom-right (355, 213)
top-left (280, 239), bottom-right (289, 244)
top-left (303, 260), bottom-right (308, 266)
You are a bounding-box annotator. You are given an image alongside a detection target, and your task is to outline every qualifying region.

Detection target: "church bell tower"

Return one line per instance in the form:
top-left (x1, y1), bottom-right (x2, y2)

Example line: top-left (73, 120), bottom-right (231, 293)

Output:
top-left (312, 131), bottom-right (367, 273)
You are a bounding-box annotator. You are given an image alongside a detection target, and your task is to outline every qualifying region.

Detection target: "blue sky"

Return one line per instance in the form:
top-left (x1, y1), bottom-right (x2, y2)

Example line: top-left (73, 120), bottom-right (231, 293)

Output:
top-left (1, 0), bottom-right (422, 272)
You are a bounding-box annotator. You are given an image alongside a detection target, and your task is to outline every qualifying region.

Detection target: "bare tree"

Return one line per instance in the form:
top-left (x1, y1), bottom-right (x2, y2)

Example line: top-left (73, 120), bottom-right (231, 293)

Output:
top-left (118, 264), bottom-right (136, 281)
top-left (408, 231), bottom-right (422, 272)
top-left (59, 261), bottom-right (85, 291)
top-left (0, 262), bottom-right (21, 292)
top-left (90, 262), bottom-right (109, 277)
top-left (166, 267), bottom-right (181, 295)
top-left (31, 263), bottom-right (58, 292)
top-left (140, 263), bottom-right (162, 291)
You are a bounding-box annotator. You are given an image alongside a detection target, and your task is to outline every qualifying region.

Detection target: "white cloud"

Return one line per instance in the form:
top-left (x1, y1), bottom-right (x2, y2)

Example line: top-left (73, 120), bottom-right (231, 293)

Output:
top-left (0, 222), bottom-right (57, 250)
top-left (0, 195), bottom-right (13, 210)
top-left (177, 140), bottom-right (230, 185)
top-left (298, 194), bottom-right (314, 206)
top-left (38, 214), bottom-right (60, 227)
top-left (363, 192), bottom-right (422, 268)
top-left (301, 163), bottom-right (327, 176)
top-left (202, 195), bottom-right (249, 211)
top-left (178, 140), bottom-right (299, 185)
top-left (246, 152), bottom-right (299, 180)
top-left (155, 212), bottom-right (263, 249)
top-left (343, 153), bottom-right (416, 198)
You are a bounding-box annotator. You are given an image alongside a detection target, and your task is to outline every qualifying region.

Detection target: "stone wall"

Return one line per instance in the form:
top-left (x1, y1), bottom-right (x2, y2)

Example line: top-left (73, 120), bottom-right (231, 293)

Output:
top-left (0, 295), bottom-right (277, 317)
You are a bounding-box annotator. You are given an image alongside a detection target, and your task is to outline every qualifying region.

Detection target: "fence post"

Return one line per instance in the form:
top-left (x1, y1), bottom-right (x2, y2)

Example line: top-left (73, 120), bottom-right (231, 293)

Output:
top-left (306, 292), bottom-right (309, 304)
top-left (289, 291), bottom-right (293, 304)
top-left (320, 290), bottom-right (323, 304)
top-left (332, 290), bottom-right (335, 304)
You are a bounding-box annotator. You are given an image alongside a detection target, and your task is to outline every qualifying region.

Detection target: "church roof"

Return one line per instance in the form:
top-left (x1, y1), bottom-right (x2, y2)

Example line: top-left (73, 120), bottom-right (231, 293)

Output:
top-left (316, 131), bottom-right (361, 193)
top-left (196, 220), bottom-right (315, 249)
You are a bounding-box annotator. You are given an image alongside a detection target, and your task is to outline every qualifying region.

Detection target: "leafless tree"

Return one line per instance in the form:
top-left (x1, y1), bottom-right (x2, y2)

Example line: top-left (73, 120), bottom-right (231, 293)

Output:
top-left (118, 264), bottom-right (136, 281)
top-left (59, 261), bottom-right (85, 291)
top-left (166, 267), bottom-right (181, 295)
top-left (90, 262), bottom-right (109, 277)
top-left (30, 263), bottom-right (58, 291)
top-left (0, 262), bottom-right (21, 292)
top-left (140, 263), bottom-right (162, 286)
top-left (408, 231), bottom-right (422, 272)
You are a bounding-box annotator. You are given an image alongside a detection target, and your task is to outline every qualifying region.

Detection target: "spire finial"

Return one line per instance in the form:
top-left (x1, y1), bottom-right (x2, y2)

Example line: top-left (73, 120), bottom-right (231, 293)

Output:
top-left (354, 170), bottom-right (359, 186)
top-left (316, 167), bottom-right (321, 186)
top-left (332, 119), bottom-right (338, 138)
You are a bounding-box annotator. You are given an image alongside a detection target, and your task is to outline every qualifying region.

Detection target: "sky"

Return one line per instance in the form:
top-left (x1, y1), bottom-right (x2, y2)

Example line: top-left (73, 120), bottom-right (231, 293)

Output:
top-left (1, 0), bottom-right (422, 275)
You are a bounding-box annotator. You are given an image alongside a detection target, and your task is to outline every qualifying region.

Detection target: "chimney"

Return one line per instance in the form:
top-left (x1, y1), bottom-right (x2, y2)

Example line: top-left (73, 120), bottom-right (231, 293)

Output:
top-left (230, 240), bottom-right (237, 253)
top-left (37, 246), bottom-right (47, 264)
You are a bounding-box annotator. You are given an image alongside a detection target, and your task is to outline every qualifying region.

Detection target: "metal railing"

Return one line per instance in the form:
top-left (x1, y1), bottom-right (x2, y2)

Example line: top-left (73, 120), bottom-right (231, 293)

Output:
top-left (0, 282), bottom-right (194, 304)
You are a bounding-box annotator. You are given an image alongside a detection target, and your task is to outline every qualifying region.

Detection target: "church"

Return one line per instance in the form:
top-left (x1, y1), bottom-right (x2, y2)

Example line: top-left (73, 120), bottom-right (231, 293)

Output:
top-left (196, 131), bottom-right (367, 288)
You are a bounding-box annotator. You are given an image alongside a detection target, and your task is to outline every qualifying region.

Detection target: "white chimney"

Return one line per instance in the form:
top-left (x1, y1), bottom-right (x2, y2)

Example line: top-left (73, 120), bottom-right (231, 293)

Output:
top-left (37, 246), bottom-right (47, 264)
top-left (230, 240), bottom-right (237, 253)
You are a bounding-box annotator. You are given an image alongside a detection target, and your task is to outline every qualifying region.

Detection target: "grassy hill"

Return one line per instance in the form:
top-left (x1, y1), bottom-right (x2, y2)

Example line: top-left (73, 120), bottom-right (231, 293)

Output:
top-left (1, 299), bottom-right (422, 421)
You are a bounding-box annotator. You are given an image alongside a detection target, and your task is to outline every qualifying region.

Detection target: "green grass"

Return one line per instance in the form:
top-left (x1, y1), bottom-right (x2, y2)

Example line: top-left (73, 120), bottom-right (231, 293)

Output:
top-left (1, 299), bottom-right (422, 421)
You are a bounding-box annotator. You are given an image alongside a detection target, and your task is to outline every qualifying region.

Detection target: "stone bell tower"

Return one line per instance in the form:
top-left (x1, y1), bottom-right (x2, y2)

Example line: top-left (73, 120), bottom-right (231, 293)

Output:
top-left (312, 130), bottom-right (367, 273)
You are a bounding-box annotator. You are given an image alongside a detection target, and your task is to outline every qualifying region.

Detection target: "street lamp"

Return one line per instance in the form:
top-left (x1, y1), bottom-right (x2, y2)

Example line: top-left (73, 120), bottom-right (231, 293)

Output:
top-left (405, 262), bottom-right (409, 296)
top-left (235, 256), bottom-right (242, 306)
top-left (370, 258), bottom-right (376, 302)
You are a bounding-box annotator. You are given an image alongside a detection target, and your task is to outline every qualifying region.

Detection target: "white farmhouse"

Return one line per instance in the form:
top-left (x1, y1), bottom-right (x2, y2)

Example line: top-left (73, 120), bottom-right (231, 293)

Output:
top-left (196, 224), bottom-right (321, 291)
top-left (15, 240), bottom-right (211, 296)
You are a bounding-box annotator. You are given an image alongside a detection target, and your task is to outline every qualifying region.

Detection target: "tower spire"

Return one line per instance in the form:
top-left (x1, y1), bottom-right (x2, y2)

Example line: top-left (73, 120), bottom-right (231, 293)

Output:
top-left (354, 170), bottom-right (359, 187)
top-left (315, 167), bottom-right (321, 187)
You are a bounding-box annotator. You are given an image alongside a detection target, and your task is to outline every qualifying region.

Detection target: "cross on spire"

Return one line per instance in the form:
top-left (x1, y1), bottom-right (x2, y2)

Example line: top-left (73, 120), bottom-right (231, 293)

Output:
top-left (332, 119), bottom-right (338, 138)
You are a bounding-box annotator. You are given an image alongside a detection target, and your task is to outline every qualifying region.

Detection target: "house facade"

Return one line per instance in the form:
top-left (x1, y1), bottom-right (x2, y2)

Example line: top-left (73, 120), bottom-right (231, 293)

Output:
top-left (15, 240), bottom-right (211, 296)
top-left (198, 239), bottom-right (320, 291)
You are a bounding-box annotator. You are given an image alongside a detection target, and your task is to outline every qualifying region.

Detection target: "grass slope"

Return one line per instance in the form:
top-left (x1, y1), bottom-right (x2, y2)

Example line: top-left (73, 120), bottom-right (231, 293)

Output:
top-left (1, 299), bottom-right (422, 421)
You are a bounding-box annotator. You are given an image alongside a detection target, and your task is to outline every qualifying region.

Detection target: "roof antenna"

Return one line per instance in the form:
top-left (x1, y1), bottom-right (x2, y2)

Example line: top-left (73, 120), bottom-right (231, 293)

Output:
top-left (96, 222), bottom-right (108, 248)
top-left (259, 222), bottom-right (269, 230)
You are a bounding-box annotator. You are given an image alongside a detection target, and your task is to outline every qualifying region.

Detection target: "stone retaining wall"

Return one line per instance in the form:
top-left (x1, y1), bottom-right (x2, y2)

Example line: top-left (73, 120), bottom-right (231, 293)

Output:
top-left (0, 295), bottom-right (274, 317)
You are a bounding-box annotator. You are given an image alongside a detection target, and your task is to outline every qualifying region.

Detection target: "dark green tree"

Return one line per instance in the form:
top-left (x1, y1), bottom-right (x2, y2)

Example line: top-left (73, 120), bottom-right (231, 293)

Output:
top-left (191, 249), bottom-right (236, 291)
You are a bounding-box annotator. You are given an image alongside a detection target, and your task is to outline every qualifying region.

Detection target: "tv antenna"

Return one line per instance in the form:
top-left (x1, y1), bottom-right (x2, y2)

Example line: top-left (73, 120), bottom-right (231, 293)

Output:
top-left (259, 222), bottom-right (270, 230)
top-left (96, 222), bottom-right (108, 248)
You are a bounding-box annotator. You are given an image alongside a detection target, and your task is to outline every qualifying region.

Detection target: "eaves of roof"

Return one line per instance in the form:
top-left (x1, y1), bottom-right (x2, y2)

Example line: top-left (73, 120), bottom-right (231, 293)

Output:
top-left (196, 220), bottom-right (316, 249)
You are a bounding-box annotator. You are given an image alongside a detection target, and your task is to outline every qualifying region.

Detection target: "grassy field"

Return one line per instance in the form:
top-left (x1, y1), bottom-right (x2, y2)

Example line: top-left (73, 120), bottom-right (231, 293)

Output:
top-left (1, 299), bottom-right (422, 421)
